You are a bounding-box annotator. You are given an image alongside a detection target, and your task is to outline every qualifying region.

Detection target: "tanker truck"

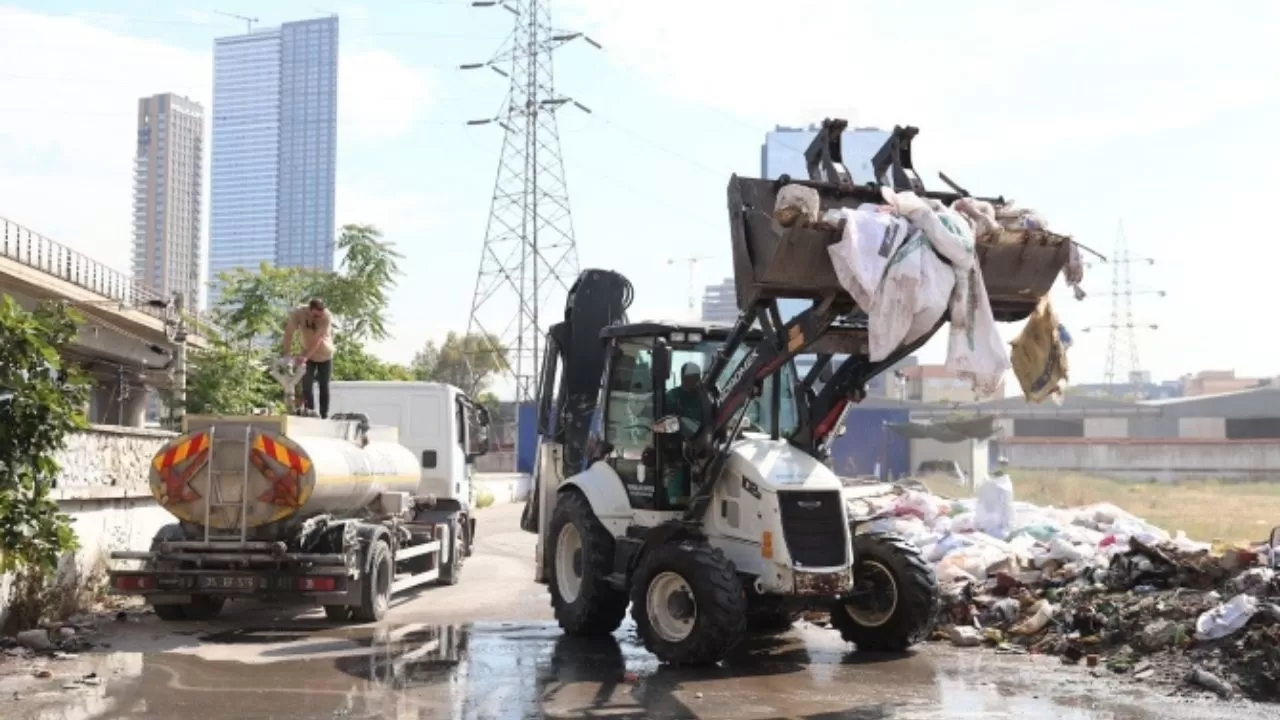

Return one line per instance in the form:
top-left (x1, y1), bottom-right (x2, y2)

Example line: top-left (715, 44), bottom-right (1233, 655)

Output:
top-left (108, 382), bottom-right (490, 623)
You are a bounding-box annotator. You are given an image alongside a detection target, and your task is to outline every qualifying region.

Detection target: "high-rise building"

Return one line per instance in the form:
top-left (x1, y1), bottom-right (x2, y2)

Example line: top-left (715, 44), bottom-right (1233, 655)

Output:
top-left (700, 277), bottom-right (738, 325)
top-left (209, 16), bottom-right (338, 306)
top-left (132, 94), bottom-right (204, 309)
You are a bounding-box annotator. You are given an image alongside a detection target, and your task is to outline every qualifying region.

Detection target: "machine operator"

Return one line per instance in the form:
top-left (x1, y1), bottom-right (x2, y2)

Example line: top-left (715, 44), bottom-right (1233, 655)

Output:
top-left (660, 362), bottom-right (703, 506)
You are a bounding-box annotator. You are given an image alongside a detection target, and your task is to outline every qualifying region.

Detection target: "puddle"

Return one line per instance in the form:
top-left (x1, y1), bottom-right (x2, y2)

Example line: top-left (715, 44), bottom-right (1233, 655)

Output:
top-left (10, 621), bottom-right (1275, 719)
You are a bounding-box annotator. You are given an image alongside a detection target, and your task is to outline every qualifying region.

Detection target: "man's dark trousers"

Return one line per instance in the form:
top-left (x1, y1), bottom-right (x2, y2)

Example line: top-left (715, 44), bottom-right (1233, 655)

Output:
top-left (302, 359), bottom-right (332, 419)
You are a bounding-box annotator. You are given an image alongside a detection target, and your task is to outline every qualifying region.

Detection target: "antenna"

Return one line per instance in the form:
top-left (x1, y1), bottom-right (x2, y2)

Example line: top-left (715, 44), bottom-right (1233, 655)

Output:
top-left (462, 0), bottom-right (602, 401)
top-left (667, 255), bottom-right (714, 319)
top-left (215, 10), bottom-right (260, 33)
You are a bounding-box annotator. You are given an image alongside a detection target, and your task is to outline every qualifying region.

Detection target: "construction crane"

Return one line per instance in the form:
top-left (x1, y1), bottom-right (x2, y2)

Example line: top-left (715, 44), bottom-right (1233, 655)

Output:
top-left (215, 10), bottom-right (259, 33)
top-left (666, 255), bottom-right (715, 319)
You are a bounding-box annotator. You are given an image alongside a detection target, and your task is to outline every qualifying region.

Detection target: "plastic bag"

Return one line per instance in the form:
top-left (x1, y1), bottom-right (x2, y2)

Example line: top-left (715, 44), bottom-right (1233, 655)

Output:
top-left (863, 229), bottom-right (954, 362)
top-left (1010, 297), bottom-right (1070, 403)
top-left (1195, 594), bottom-right (1259, 641)
top-left (824, 207), bottom-right (913, 310)
top-left (891, 490), bottom-right (943, 524)
top-left (937, 543), bottom-right (1008, 579)
top-left (974, 473), bottom-right (1015, 540)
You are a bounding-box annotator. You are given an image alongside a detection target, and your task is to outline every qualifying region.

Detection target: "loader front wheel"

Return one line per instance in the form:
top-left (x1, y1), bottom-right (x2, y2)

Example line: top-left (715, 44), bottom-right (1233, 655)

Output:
top-left (630, 541), bottom-right (746, 665)
top-left (830, 533), bottom-right (938, 652)
top-left (548, 492), bottom-right (628, 636)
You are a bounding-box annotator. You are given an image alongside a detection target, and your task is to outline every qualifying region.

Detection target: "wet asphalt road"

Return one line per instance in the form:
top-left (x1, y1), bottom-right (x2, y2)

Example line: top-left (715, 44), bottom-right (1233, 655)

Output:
top-left (4, 504), bottom-right (1274, 719)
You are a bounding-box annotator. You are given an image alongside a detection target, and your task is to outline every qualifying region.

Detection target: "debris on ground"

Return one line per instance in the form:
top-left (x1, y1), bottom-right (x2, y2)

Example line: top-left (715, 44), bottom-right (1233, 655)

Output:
top-left (847, 483), bottom-right (1280, 701)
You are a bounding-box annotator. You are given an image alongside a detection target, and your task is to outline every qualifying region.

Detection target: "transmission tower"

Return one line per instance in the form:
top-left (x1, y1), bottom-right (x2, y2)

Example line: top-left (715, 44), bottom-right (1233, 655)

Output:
top-left (462, 1), bottom-right (600, 401)
top-left (1100, 220), bottom-right (1159, 390)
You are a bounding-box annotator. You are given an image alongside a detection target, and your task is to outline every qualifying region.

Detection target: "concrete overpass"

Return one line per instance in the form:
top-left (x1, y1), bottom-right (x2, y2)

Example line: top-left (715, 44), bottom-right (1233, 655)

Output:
top-left (1, 217), bottom-right (213, 427)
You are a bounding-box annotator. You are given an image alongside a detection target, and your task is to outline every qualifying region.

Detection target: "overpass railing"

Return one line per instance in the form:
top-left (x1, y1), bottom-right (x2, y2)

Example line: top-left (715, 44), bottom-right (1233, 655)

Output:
top-left (1, 216), bottom-right (168, 318)
top-left (0, 217), bottom-right (221, 338)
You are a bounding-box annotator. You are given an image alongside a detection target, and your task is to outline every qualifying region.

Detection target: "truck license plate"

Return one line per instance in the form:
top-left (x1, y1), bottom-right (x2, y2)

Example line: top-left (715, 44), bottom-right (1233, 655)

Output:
top-left (198, 575), bottom-right (257, 591)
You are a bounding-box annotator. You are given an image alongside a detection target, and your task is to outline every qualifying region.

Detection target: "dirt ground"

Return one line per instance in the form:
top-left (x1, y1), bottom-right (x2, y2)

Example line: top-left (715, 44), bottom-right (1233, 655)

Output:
top-left (3, 503), bottom-right (1276, 719)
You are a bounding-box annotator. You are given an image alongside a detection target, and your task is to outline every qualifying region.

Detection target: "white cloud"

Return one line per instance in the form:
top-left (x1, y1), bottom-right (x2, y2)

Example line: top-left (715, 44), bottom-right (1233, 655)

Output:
top-left (0, 6), bottom-right (438, 288)
top-left (559, 0), bottom-right (1280, 162)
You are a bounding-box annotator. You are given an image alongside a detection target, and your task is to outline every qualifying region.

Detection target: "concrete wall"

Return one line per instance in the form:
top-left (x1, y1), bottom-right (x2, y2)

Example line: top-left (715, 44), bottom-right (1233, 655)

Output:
top-left (0, 425), bottom-right (175, 627)
top-left (1004, 438), bottom-right (1280, 481)
top-left (1083, 417), bottom-right (1128, 438)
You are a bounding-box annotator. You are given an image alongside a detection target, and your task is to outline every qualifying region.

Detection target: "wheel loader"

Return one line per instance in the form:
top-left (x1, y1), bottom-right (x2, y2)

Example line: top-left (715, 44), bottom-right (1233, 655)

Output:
top-left (519, 119), bottom-right (1076, 665)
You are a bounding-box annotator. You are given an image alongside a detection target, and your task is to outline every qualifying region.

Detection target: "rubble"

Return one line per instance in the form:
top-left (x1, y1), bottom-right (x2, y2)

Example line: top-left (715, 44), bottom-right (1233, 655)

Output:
top-left (849, 483), bottom-right (1280, 702)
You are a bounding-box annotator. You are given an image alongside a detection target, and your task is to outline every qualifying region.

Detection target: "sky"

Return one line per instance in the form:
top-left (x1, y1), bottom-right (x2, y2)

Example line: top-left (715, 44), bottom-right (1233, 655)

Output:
top-left (2, 0), bottom-right (1279, 401)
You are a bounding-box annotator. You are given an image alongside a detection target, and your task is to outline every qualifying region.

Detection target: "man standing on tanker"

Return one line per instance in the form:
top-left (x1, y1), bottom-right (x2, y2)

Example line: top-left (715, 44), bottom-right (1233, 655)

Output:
top-left (283, 298), bottom-right (335, 419)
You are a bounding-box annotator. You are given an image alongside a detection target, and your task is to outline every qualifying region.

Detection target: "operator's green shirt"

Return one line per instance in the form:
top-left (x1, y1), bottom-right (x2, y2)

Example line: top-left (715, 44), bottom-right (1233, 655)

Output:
top-left (661, 386), bottom-right (700, 505)
top-left (663, 386), bottom-right (701, 424)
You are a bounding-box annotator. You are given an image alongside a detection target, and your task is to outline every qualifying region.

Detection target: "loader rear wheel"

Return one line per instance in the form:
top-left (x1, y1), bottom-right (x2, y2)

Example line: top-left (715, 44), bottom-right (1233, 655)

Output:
top-left (352, 540), bottom-right (392, 623)
top-left (548, 491), bottom-right (628, 636)
top-left (630, 541), bottom-right (746, 665)
top-left (830, 533), bottom-right (938, 652)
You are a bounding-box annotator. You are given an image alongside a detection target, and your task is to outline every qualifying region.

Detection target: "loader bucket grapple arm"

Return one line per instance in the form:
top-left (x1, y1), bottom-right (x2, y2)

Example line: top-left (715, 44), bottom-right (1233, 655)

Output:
top-left (680, 120), bottom-right (1077, 515)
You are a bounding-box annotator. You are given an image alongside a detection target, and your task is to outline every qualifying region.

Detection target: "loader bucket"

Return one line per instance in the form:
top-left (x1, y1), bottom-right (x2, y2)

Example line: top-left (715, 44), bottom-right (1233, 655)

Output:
top-left (727, 175), bottom-right (1073, 323)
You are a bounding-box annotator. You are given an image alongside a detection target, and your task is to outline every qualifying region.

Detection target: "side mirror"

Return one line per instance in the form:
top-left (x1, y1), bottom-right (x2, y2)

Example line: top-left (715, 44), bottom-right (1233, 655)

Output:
top-left (651, 341), bottom-right (671, 389)
top-left (652, 415), bottom-right (681, 434)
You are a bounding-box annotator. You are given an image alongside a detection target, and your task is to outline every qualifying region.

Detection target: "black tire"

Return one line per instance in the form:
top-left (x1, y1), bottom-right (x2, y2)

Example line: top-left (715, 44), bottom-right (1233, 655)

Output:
top-left (630, 541), bottom-right (746, 665)
top-left (324, 605), bottom-right (352, 621)
top-left (547, 491), bottom-right (628, 636)
top-left (438, 517), bottom-right (466, 586)
top-left (352, 540), bottom-right (392, 623)
top-left (830, 533), bottom-right (938, 652)
top-left (152, 603), bottom-right (187, 621)
top-left (182, 595), bottom-right (225, 621)
top-left (148, 524), bottom-right (189, 622)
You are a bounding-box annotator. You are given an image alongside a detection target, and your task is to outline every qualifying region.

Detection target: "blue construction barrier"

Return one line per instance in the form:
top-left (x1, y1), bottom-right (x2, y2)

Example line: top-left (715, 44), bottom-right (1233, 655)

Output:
top-left (515, 402), bottom-right (537, 473)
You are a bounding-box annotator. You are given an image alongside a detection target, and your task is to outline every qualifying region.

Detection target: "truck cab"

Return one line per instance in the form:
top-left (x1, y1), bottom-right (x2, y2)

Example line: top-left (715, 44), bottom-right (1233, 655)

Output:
top-left (329, 381), bottom-right (491, 506)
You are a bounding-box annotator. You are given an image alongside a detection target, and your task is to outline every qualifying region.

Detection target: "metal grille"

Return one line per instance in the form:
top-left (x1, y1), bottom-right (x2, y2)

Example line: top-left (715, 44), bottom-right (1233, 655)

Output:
top-left (776, 490), bottom-right (847, 568)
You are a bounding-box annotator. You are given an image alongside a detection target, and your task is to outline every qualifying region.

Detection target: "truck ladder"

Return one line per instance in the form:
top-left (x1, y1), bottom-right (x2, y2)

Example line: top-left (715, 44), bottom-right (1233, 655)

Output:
top-left (202, 425), bottom-right (251, 544)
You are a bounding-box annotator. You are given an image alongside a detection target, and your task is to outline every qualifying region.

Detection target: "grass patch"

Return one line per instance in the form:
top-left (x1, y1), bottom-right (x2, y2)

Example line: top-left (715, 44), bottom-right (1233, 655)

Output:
top-left (937, 470), bottom-right (1280, 545)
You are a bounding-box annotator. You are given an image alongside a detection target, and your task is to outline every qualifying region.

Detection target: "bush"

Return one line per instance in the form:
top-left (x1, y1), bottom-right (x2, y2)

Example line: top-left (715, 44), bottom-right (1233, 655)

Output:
top-left (475, 489), bottom-right (496, 509)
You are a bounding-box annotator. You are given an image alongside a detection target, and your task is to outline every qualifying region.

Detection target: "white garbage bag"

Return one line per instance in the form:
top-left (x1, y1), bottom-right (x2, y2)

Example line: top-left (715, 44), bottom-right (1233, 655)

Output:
top-left (974, 473), bottom-right (1015, 540)
top-left (1195, 594), bottom-right (1259, 642)
top-left (823, 207), bottom-right (912, 310)
top-left (866, 231), bottom-right (954, 362)
top-left (878, 189), bottom-right (1009, 397)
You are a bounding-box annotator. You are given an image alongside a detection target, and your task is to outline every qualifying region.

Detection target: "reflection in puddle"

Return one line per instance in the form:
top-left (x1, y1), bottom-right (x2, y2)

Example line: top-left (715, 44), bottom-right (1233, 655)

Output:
top-left (9, 621), bottom-right (1261, 719)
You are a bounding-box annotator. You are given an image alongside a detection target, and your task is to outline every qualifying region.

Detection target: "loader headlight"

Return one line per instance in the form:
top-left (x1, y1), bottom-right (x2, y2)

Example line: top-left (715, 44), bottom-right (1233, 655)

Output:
top-left (686, 331), bottom-right (703, 343)
top-left (670, 331), bottom-right (686, 342)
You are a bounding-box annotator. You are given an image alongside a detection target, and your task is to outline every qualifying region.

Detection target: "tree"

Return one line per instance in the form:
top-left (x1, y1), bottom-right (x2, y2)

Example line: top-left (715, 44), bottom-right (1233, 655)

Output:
top-left (0, 297), bottom-right (88, 572)
top-left (411, 332), bottom-right (508, 398)
top-left (184, 223), bottom-right (407, 414)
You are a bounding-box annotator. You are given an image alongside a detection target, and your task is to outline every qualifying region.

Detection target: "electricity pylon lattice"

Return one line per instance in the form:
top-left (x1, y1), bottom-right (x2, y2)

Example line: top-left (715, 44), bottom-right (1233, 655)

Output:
top-left (1103, 220), bottom-right (1159, 391)
top-left (463, 0), bottom-right (599, 401)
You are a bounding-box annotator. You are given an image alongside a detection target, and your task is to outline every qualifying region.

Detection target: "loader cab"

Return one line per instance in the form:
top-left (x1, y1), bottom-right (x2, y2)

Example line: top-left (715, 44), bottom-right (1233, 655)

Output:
top-left (586, 322), bottom-right (800, 511)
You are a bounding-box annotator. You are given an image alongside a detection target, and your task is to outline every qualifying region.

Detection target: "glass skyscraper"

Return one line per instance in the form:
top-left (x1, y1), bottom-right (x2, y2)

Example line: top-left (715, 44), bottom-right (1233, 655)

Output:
top-left (209, 16), bottom-right (338, 307)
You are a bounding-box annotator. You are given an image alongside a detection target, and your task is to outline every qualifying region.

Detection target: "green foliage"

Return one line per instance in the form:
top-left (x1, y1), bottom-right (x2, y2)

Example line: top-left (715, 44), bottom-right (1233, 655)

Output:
top-left (475, 488), bottom-right (496, 509)
top-left (184, 224), bottom-right (408, 415)
top-left (411, 332), bottom-right (508, 397)
top-left (0, 297), bottom-right (88, 572)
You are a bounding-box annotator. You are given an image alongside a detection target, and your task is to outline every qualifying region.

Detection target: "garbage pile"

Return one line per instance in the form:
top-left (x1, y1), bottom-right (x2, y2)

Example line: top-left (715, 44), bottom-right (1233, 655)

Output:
top-left (847, 484), bottom-right (1280, 701)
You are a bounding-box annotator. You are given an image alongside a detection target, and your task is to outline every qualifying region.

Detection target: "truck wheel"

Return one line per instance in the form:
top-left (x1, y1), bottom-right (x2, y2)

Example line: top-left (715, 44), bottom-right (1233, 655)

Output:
top-left (438, 517), bottom-right (466, 586)
top-left (183, 595), bottom-right (225, 621)
top-left (352, 540), bottom-right (393, 623)
top-left (830, 533), bottom-right (938, 652)
top-left (548, 491), bottom-right (627, 636)
top-left (152, 603), bottom-right (187, 621)
top-left (630, 541), bottom-right (746, 665)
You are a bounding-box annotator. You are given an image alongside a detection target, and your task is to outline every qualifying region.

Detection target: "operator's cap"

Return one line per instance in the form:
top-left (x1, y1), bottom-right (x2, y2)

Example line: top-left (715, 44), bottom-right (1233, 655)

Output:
top-left (680, 362), bottom-right (701, 378)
